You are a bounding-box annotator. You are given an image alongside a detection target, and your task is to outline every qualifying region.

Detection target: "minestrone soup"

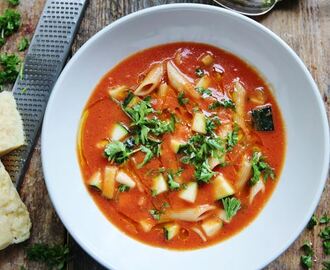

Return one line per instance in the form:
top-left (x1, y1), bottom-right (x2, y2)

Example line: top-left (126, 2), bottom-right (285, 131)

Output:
top-left (78, 42), bottom-right (286, 249)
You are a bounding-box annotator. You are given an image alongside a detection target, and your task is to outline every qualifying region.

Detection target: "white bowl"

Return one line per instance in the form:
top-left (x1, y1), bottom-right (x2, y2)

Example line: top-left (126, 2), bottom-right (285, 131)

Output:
top-left (41, 4), bottom-right (329, 270)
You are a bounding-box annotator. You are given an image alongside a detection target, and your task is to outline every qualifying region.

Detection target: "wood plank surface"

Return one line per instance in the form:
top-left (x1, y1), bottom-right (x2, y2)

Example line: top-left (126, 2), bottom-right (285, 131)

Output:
top-left (0, 0), bottom-right (329, 269)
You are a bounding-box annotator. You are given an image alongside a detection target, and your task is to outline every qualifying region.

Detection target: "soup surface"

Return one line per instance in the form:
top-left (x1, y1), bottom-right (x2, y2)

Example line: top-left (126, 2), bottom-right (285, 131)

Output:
top-left (78, 42), bottom-right (286, 250)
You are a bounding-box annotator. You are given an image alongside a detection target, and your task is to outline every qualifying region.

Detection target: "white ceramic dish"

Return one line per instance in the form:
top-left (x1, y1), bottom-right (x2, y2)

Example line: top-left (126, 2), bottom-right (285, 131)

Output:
top-left (41, 4), bottom-right (329, 270)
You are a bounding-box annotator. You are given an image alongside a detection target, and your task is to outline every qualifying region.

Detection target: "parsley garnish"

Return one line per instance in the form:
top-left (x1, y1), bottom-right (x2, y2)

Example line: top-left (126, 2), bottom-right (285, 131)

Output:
top-left (300, 242), bottom-right (314, 269)
top-left (7, 0), bottom-right (20, 5)
top-left (206, 115), bottom-right (221, 134)
top-left (18, 37), bottom-right (29, 51)
top-left (195, 160), bottom-right (216, 184)
top-left (195, 68), bottom-right (204, 77)
top-left (209, 99), bottom-right (236, 110)
top-left (104, 140), bottom-right (136, 164)
top-left (178, 91), bottom-right (189, 105)
top-left (0, 53), bottom-right (21, 90)
top-left (0, 9), bottom-right (21, 46)
top-left (195, 86), bottom-right (212, 97)
top-left (137, 145), bottom-right (154, 169)
top-left (26, 243), bottom-right (70, 270)
top-left (250, 151), bottom-right (275, 185)
top-left (307, 214), bottom-right (318, 229)
top-left (222, 197), bottom-right (241, 220)
top-left (167, 168), bottom-right (183, 190)
top-left (118, 184), bottom-right (130, 192)
top-left (320, 215), bottom-right (330, 225)
top-left (226, 124), bottom-right (239, 151)
top-left (323, 240), bottom-right (330, 255)
top-left (322, 261), bottom-right (330, 270)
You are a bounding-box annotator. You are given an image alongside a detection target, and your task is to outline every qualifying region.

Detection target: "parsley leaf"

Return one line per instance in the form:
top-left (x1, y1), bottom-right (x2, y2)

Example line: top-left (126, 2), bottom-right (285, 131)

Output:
top-left (195, 86), bottom-right (212, 97)
top-left (195, 160), bottom-right (216, 184)
top-left (195, 68), bottom-right (204, 77)
top-left (250, 151), bottom-right (275, 185)
top-left (0, 53), bottom-right (21, 90)
top-left (167, 169), bottom-right (183, 190)
top-left (320, 227), bottom-right (330, 240)
top-left (104, 140), bottom-right (133, 164)
top-left (222, 197), bottom-right (241, 220)
top-left (18, 37), bottom-right (29, 51)
top-left (178, 91), bottom-right (189, 105)
top-left (226, 124), bottom-right (239, 151)
top-left (320, 214), bottom-right (330, 225)
top-left (300, 242), bottom-right (314, 269)
top-left (0, 9), bottom-right (21, 46)
top-left (7, 0), bottom-right (20, 5)
top-left (26, 243), bottom-right (70, 270)
top-left (118, 184), bottom-right (130, 192)
top-left (323, 240), bottom-right (330, 255)
top-left (307, 214), bottom-right (318, 229)
top-left (209, 99), bottom-right (236, 110)
top-left (137, 146), bottom-right (154, 169)
top-left (206, 115), bottom-right (221, 134)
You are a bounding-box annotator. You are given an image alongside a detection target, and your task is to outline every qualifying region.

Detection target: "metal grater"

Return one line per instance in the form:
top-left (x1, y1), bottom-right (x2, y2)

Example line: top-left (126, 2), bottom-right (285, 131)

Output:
top-left (2, 0), bottom-right (88, 188)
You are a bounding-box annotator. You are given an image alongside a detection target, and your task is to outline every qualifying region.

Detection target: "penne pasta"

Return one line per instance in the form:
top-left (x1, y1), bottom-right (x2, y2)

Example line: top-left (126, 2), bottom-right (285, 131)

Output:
top-left (232, 80), bottom-right (248, 133)
top-left (166, 60), bottom-right (200, 100)
top-left (249, 178), bottom-right (265, 204)
top-left (163, 204), bottom-right (216, 222)
top-left (134, 63), bottom-right (164, 96)
top-left (195, 75), bottom-right (211, 89)
top-left (236, 154), bottom-right (252, 190)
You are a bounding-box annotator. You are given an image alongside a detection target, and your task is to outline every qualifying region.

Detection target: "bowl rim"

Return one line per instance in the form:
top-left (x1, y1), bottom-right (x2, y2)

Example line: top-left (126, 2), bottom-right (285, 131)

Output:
top-left (41, 3), bottom-right (330, 270)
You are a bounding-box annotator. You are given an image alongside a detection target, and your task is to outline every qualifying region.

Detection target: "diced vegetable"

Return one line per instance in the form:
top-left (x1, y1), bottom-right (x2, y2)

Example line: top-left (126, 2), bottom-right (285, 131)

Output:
top-left (192, 112), bottom-right (206, 134)
top-left (236, 154), bottom-right (252, 190)
top-left (109, 123), bottom-right (128, 141)
top-left (170, 138), bottom-right (185, 153)
top-left (252, 105), bottom-right (274, 131)
top-left (88, 171), bottom-right (102, 190)
top-left (217, 124), bottom-right (232, 139)
top-left (108, 85), bottom-right (129, 100)
top-left (178, 182), bottom-right (198, 203)
top-left (201, 218), bottom-right (223, 237)
top-left (164, 223), bottom-right (180, 240)
top-left (102, 166), bottom-right (118, 199)
top-left (217, 209), bottom-right (231, 223)
top-left (200, 54), bottom-right (214, 66)
top-left (139, 219), bottom-right (154, 232)
top-left (115, 170), bottom-right (136, 188)
top-left (196, 75), bottom-right (211, 89)
top-left (213, 174), bottom-right (235, 200)
top-left (249, 178), bottom-right (265, 204)
top-left (152, 174), bottom-right (168, 196)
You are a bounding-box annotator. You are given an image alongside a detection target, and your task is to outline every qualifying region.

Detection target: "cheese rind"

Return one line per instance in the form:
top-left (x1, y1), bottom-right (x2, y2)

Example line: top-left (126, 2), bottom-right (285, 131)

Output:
top-left (0, 161), bottom-right (31, 250)
top-left (0, 91), bottom-right (25, 156)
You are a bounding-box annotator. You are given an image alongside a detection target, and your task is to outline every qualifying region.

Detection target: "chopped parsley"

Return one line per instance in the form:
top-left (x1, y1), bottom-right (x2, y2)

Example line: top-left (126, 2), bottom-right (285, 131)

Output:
top-left (222, 197), bottom-right (241, 220)
top-left (300, 242), bottom-right (314, 269)
top-left (104, 140), bottom-right (135, 164)
top-left (0, 53), bottom-right (21, 91)
top-left (307, 214), bottom-right (318, 229)
top-left (137, 146), bottom-right (154, 169)
top-left (195, 86), bottom-right (212, 97)
top-left (323, 240), bottom-right (330, 255)
top-left (209, 99), bottom-right (236, 110)
top-left (250, 151), bottom-right (275, 185)
top-left (18, 37), bottom-right (29, 51)
top-left (206, 115), bottom-right (221, 134)
top-left (226, 124), bottom-right (239, 151)
top-left (0, 9), bottom-right (21, 46)
top-left (320, 214), bottom-right (330, 225)
top-left (26, 243), bottom-right (70, 270)
top-left (195, 68), bottom-right (204, 77)
top-left (179, 134), bottom-right (224, 183)
top-left (167, 169), bottom-right (183, 191)
top-left (118, 184), bottom-right (130, 192)
top-left (7, 0), bottom-right (20, 5)
top-left (178, 91), bottom-right (189, 105)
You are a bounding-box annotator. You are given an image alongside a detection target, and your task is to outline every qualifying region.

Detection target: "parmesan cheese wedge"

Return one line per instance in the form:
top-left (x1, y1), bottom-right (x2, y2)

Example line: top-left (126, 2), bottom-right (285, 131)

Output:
top-left (0, 161), bottom-right (31, 250)
top-left (0, 91), bottom-right (25, 156)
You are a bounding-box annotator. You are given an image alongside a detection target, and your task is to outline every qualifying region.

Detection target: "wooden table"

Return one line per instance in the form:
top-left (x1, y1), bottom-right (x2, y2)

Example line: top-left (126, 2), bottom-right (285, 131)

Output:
top-left (0, 0), bottom-right (329, 269)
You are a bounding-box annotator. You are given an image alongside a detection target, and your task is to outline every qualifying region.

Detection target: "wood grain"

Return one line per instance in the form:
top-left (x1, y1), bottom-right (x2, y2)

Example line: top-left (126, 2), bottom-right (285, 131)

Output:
top-left (0, 0), bottom-right (329, 269)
